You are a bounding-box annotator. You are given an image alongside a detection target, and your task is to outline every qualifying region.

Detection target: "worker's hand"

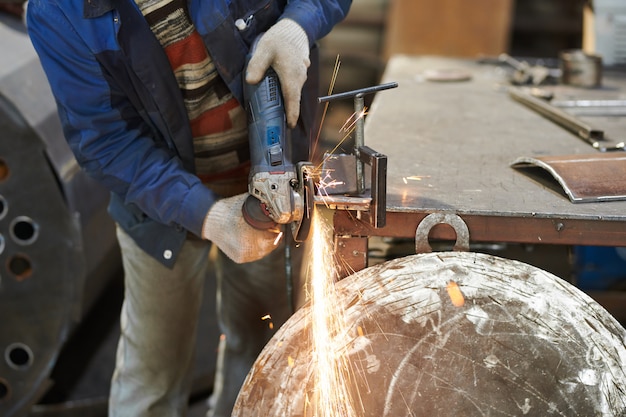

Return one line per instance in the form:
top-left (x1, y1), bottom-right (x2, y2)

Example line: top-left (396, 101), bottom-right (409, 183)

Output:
top-left (246, 18), bottom-right (310, 129)
top-left (202, 193), bottom-right (281, 263)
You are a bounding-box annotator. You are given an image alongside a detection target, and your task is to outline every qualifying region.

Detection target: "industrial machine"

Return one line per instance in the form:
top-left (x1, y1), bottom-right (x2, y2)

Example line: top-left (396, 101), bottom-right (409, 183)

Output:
top-left (0, 13), bottom-right (120, 417)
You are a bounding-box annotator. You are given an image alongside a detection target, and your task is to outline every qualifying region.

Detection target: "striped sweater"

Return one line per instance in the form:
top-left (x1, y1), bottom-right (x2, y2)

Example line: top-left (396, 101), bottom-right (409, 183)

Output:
top-left (135, 0), bottom-right (250, 191)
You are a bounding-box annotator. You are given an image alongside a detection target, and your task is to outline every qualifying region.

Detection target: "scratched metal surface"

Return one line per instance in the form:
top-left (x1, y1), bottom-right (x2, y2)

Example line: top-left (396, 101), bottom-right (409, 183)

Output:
top-left (364, 55), bottom-right (626, 221)
top-left (233, 252), bottom-right (626, 416)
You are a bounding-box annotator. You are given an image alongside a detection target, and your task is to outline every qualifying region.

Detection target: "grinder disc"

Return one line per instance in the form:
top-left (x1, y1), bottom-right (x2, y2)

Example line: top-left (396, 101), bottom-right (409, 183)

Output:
top-left (291, 162), bottom-right (314, 243)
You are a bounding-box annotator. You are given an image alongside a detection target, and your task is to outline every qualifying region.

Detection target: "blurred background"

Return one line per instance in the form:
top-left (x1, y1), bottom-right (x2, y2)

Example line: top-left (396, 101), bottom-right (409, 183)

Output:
top-left (317, 0), bottom-right (595, 144)
top-left (1, 0), bottom-right (625, 416)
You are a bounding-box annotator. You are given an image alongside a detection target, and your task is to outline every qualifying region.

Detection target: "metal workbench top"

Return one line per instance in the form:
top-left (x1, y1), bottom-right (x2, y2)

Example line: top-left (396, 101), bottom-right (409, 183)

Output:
top-left (335, 55), bottom-right (626, 248)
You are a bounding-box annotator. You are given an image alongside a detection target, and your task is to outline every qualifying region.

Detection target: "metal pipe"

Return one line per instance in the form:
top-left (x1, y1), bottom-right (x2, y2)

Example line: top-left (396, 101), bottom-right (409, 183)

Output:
top-left (508, 88), bottom-right (626, 151)
top-left (317, 82), bottom-right (398, 104)
top-left (509, 88), bottom-right (604, 144)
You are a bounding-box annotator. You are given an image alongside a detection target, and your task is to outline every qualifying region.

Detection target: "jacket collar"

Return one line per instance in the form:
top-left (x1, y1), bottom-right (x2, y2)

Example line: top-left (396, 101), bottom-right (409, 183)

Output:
top-left (83, 0), bottom-right (115, 19)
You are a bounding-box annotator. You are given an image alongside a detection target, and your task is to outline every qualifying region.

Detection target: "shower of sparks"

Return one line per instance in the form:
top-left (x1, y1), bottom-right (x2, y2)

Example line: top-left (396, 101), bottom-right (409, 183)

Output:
top-left (299, 55), bottom-right (380, 416)
top-left (310, 106), bottom-right (369, 202)
top-left (308, 210), bottom-right (357, 416)
top-left (315, 168), bottom-right (346, 203)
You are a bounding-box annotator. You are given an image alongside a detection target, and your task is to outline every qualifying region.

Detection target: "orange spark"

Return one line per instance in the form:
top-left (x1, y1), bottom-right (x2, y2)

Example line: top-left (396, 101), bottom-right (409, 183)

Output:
top-left (447, 281), bottom-right (465, 307)
top-left (273, 231), bottom-right (283, 246)
top-left (312, 55), bottom-right (341, 159)
top-left (403, 175), bottom-right (430, 183)
top-left (316, 168), bottom-right (346, 200)
top-left (339, 107), bottom-right (368, 135)
top-left (261, 314), bottom-right (274, 329)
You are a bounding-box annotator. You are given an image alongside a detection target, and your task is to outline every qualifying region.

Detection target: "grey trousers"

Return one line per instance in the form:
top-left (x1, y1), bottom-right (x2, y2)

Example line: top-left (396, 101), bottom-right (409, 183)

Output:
top-left (109, 226), bottom-right (303, 417)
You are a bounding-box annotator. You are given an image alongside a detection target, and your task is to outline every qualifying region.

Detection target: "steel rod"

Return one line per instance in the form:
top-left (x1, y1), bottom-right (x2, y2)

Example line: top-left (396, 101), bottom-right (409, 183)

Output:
top-left (317, 82), bottom-right (398, 103)
top-left (509, 88), bottom-right (605, 147)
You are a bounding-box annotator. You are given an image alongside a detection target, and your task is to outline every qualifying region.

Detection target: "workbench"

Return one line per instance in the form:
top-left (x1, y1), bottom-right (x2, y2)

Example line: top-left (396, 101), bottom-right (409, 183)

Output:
top-left (333, 55), bottom-right (626, 317)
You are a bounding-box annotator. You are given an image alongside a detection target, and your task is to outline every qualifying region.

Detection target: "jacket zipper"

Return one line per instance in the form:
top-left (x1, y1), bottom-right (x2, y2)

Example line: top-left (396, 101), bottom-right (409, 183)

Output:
top-left (234, 0), bottom-right (273, 31)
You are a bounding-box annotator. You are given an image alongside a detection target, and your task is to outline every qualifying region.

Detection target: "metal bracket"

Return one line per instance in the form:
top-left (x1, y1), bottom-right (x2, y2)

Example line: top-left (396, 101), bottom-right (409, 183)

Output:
top-left (358, 145), bottom-right (387, 228)
top-left (317, 82), bottom-right (397, 228)
top-left (415, 213), bottom-right (470, 253)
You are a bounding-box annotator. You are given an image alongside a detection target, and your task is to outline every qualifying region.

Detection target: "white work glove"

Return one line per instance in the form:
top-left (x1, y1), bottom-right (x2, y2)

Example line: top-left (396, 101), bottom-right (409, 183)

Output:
top-left (202, 193), bottom-right (280, 263)
top-left (246, 18), bottom-right (310, 128)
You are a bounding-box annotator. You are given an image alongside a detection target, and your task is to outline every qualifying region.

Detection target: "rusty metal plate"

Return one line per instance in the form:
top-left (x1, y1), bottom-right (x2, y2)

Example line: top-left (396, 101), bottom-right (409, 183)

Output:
top-left (233, 252), bottom-right (626, 416)
top-left (512, 153), bottom-right (626, 203)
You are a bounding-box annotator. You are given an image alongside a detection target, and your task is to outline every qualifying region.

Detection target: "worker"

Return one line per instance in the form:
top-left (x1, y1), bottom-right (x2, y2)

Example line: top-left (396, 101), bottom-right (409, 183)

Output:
top-left (26, 0), bottom-right (351, 416)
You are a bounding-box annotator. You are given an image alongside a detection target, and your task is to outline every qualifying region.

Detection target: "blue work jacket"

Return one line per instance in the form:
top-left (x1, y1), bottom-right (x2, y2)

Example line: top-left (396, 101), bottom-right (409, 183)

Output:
top-left (27, 0), bottom-right (351, 267)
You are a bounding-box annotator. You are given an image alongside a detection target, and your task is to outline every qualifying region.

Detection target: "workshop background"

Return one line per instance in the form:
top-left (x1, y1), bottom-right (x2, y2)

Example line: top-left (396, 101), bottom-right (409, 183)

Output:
top-left (1, 0), bottom-right (625, 416)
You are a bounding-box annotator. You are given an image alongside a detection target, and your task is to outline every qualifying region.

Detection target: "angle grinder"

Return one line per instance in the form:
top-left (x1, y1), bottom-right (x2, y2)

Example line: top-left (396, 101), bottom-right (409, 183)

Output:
top-left (241, 36), bottom-right (314, 242)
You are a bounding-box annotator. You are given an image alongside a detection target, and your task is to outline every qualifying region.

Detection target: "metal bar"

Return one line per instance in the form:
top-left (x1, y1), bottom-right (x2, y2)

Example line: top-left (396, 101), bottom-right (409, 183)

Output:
top-left (333, 211), bottom-right (626, 248)
top-left (550, 99), bottom-right (626, 117)
top-left (552, 99), bottom-right (626, 108)
top-left (509, 88), bottom-right (605, 147)
top-left (317, 82), bottom-right (398, 103)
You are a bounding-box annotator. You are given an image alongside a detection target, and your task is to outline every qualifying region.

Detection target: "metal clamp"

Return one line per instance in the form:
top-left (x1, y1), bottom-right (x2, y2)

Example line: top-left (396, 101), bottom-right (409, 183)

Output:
top-left (415, 213), bottom-right (470, 253)
top-left (318, 82), bottom-right (397, 228)
top-left (358, 146), bottom-right (387, 228)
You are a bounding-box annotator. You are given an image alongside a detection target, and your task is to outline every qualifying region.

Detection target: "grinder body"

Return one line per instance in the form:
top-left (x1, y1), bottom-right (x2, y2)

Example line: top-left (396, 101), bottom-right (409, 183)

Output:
top-left (242, 42), bottom-right (312, 241)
